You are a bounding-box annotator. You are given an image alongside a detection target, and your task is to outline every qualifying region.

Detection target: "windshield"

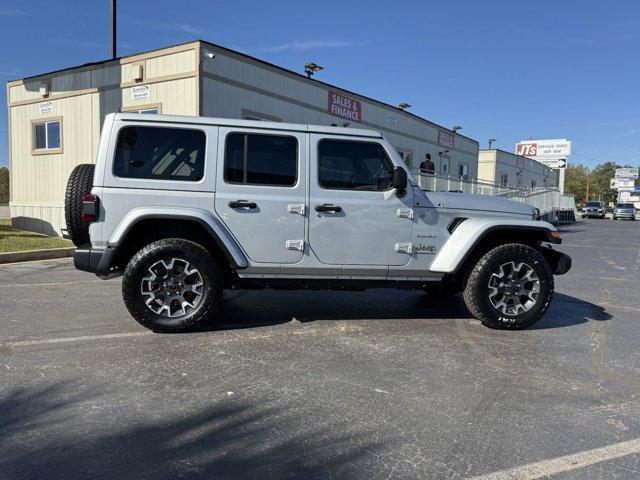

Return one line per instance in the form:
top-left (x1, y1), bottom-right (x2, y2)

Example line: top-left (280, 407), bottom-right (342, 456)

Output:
top-left (616, 204), bottom-right (634, 208)
top-left (585, 202), bottom-right (601, 207)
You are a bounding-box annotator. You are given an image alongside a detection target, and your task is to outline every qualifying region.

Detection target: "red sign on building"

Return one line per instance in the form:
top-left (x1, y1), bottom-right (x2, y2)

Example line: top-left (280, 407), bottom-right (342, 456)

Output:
top-left (327, 91), bottom-right (362, 122)
top-left (437, 129), bottom-right (454, 149)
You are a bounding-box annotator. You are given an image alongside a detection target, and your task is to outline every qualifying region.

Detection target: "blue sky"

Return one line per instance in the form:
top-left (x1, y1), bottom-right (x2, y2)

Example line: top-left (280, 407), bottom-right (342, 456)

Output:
top-left (1, 0), bottom-right (639, 169)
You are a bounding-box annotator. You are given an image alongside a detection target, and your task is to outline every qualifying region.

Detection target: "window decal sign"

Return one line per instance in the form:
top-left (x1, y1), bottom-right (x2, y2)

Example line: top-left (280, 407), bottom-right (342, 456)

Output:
top-left (39, 101), bottom-right (53, 114)
top-left (327, 91), bottom-right (361, 122)
top-left (132, 85), bottom-right (150, 101)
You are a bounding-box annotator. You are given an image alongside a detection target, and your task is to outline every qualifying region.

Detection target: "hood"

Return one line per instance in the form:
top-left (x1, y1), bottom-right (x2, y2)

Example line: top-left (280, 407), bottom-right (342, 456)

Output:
top-left (439, 192), bottom-right (534, 217)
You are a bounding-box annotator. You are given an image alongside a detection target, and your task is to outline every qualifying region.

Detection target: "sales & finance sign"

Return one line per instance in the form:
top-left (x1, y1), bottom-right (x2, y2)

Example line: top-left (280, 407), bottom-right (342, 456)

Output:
top-left (327, 91), bottom-right (361, 122)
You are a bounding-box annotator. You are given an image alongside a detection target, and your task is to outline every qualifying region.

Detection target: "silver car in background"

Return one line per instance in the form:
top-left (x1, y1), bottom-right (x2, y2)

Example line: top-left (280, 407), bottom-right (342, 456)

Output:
top-left (613, 203), bottom-right (637, 221)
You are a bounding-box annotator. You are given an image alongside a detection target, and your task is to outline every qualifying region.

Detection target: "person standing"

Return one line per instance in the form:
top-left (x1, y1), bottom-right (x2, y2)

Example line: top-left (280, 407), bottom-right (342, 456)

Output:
top-left (419, 153), bottom-right (435, 174)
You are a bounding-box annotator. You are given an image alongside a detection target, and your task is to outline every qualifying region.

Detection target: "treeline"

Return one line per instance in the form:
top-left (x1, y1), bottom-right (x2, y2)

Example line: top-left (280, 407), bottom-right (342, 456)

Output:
top-left (564, 161), bottom-right (638, 204)
top-left (0, 167), bottom-right (8, 205)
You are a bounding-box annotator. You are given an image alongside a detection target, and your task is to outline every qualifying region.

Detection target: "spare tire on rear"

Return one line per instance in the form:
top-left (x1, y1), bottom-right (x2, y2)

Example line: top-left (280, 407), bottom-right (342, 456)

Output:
top-left (65, 164), bottom-right (95, 246)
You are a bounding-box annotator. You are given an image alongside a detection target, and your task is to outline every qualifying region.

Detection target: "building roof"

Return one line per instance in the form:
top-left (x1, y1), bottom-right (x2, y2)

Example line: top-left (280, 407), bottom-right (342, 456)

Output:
top-left (10, 39), bottom-right (478, 145)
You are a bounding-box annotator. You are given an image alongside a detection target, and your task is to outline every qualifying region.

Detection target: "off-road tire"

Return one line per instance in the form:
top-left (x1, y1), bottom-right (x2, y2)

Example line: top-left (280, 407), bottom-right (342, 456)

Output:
top-left (463, 243), bottom-right (554, 330)
top-left (64, 164), bottom-right (95, 246)
top-left (122, 238), bottom-right (223, 333)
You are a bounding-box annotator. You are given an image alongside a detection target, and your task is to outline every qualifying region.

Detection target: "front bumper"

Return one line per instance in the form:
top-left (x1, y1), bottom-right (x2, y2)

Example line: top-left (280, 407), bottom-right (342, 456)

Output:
top-left (538, 246), bottom-right (572, 275)
top-left (614, 212), bottom-right (635, 219)
top-left (74, 244), bottom-right (117, 276)
top-left (582, 211), bottom-right (604, 217)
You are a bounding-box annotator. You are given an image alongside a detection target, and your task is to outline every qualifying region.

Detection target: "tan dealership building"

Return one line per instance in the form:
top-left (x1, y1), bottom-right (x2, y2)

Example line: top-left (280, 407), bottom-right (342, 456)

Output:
top-left (6, 40), bottom-right (479, 235)
top-left (478, 149), bottom-right (558, 190)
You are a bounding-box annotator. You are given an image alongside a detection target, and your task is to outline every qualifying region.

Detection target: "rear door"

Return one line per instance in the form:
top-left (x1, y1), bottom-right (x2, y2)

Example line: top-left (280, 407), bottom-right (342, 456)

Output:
top-left (308, 135), bottom-right (414, 266)
top-left (214, 128), bottom-right (306, 264)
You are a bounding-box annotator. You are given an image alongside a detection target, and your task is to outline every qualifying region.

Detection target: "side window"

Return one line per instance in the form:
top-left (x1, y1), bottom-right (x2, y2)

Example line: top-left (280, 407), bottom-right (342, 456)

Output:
top-left (114, 126), bottom-right (206, 181)
top-left (318, 139), bottom-right (393, 191)
top-left (224, 133), bottom-right (297, 186)
top-left (32, 119), bottom-right (62, 152)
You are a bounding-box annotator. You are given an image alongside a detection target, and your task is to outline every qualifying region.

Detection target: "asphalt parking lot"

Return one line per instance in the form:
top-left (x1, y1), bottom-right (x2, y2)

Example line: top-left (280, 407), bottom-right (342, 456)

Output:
top-left (1, 218), bottom-right (639, 479)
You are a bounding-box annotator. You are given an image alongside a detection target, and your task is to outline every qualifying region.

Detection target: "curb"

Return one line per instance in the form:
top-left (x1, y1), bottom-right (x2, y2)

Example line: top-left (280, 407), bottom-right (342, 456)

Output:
top-left (0, 247), bottom-right (75, 265)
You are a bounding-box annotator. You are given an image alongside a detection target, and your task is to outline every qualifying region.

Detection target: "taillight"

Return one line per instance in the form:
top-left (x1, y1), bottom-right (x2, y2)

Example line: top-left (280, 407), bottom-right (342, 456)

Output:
top-left (82, 194), bottom-right (99, 223)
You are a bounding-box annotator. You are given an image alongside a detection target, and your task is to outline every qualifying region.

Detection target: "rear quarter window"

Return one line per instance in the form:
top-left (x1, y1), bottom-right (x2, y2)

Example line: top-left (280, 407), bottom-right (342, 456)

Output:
top-left (113, 126), bottom-right (206, 181)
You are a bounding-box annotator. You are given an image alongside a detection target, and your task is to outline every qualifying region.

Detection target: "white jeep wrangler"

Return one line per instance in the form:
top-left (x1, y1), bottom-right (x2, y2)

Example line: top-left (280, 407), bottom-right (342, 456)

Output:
top-left (66, 113), bottom-right (571, 332)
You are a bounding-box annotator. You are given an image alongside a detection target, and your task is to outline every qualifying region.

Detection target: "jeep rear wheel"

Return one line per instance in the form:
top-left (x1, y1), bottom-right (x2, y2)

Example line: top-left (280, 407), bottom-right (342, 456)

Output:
top-left (122, 239), bottom-right (223, 333)
top-left (463, 243), bottom-right (553, 330)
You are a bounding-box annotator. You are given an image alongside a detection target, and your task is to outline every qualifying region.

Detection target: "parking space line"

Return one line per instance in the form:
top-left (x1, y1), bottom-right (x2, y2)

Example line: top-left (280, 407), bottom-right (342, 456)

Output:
top-left (0, 279), bottom-right (120, 289)
top-left (9, 331), bottom-right (152, 347)
top-left (468, 437), bottom-right (640, 480)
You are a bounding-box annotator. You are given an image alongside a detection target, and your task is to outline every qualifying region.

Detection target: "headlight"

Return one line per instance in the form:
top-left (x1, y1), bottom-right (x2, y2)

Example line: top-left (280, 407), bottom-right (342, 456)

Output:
top-left (532, 208), bottom-right (541, 220)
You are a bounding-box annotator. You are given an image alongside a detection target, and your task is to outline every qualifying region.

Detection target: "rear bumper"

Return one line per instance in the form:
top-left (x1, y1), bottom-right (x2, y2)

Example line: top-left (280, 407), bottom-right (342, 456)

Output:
top-left (74, 244), bottom-right (117, 276)
top-left (538, 246), bottom-right (572, 275)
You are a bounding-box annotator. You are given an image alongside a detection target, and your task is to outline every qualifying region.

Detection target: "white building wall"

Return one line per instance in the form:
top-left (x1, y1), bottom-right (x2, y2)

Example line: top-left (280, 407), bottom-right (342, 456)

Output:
top-left (200, 44), bottom-right (478, 180)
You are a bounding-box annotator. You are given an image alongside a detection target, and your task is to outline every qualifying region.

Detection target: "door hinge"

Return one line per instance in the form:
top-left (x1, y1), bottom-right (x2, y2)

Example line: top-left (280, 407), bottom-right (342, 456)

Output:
top-left (287, 204), bottom-right (306, 215)
top-left (285, 239), bottom-right (305, 251)
top-left (394, 242), bottom-right (413, 254)
top-left (396, 208), bottom-right (414, 219)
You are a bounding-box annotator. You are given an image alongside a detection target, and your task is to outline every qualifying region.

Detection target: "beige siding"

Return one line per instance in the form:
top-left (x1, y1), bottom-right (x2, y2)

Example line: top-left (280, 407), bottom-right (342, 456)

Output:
top-left (8, 45), bottom-right (198, 234)
top-left (479, 150), bottom-right (558, 189)
top-left (477, 150), bottom-right (497, 183)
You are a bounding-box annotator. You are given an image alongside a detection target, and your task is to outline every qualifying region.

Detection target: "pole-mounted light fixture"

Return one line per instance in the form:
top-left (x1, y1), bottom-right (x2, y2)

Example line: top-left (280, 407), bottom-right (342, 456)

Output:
top-left (452, 125), bottom-right (462, 133)
top-left (304, 62), bottom-right (323, 78)
top-left (397, 102), bottom-right (411, 110)
top-left (488, 138), bottom-right (497, 149)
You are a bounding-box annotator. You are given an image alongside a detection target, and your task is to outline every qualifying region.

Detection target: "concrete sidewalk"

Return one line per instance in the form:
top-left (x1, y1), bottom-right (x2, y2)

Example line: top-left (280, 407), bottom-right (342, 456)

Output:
top-left (0, 205), bottom-right (9, 220)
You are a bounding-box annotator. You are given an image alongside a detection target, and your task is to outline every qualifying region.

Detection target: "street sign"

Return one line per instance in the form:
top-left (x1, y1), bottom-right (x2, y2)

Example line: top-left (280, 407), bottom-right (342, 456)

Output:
top-left (610, 178), bottom-right (635, 190)
top-left (515, 139), bottom-right (572, 160)
top-left (615, 167), bottom-right (639, 179)
top-left (557, 158), bottom-right (567, 169)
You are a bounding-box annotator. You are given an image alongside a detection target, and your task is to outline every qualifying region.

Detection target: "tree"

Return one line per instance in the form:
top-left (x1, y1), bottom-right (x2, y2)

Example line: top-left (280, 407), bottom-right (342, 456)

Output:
top-left (0, 167), bottom-right (8, 205)
top-left (564, 164), bottom-right (590, 204)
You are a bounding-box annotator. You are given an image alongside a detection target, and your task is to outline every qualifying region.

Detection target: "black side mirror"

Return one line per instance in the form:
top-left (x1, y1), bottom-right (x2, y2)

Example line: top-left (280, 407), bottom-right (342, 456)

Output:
top-left (392, 166), bottom-right (408, 196)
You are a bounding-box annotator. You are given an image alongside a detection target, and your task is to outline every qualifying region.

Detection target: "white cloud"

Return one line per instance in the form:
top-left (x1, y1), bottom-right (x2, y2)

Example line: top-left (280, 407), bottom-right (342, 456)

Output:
top-left (615, 129), bottom-right (638, 139)
top-left (0, 8), bottom-right (27, 16)
top-left (123, 19), bottom-right (211, 37)
top-left (0, 65), bottom-right (22, 77)
top-left (261, 40), bottom-right (358, 53)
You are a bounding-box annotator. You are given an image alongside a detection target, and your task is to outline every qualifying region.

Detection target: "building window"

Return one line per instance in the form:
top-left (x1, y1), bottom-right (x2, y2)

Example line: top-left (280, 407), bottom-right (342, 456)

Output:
top-left (121, 104), bottom-right (161, 115)
top-left (531, 180), bottom-right (537, 189)
top-left (458, 163), bottom-right (469, 178)
top-left (516, 172), bottom-right (523, 188)
top-left (241, 109), bottom-right (281, 122)
top-left (499, 173), bottom-right (508, 187)
top-left (225, 133), bottom-right (297, 186)
top-left (32, 118), bottom-right (62, 153)
top-left (318, 139), bottom-right (393, 191)
top-left (113, 126), bottom-right (206, 181)
top-left (396, 148), bottom-right (413, 169)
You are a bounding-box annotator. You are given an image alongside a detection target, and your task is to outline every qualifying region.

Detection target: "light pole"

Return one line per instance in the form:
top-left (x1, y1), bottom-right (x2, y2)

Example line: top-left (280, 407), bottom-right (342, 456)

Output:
top-left (452, 125), bottom-right (462, 133)
top-left (111, 0), bottom-right (117, 59)
top-left (488, 138), bottom-right (497, 149)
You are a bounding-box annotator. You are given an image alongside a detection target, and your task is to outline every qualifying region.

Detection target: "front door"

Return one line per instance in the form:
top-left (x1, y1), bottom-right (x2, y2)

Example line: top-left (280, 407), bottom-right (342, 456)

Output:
top-left (214, 128), bottom-right (306, 264)
top-left (308, 135), bottom-right (414, 266)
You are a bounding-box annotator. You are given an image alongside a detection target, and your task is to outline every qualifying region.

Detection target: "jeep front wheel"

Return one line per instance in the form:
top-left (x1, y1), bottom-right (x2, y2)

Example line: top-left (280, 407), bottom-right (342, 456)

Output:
top-left (122, 239), bottom-right (223, 333)
top-left (463, 243), bottom-right (553, 330)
